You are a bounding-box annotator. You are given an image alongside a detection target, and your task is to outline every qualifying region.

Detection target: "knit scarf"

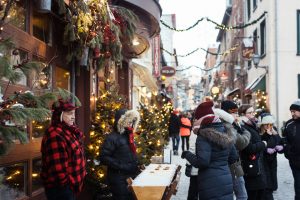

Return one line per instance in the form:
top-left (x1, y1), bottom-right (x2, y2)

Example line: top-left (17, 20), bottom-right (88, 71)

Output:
top-left (125, 127), bottom-right (136, 154)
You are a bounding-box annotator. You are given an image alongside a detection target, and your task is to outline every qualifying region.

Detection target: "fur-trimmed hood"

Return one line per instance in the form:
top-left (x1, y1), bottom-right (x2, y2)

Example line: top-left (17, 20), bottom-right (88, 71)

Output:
top-left (117, 110), bottom-right (140, 134)
top-left (198, 123), bottom-right (235, 148)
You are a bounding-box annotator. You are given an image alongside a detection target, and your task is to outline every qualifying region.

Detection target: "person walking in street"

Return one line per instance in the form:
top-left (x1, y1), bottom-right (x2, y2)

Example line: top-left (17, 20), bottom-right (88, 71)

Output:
top-left (168, 110), bottom-right (181, 155)
top-left (180, 113), bottom-right (192, 151)
top-left (283, 99), bottom-right (300, 200)
top-left (99, 109), bottom-right (141, 200)
top-left (41, 99), bottom-right (86, 200)
top-left (258, 113), bottom-right (283, 200)
top-left (238, 104), bottom-right (275, 200)
top-left (181, 101), bottom-right (236, 200)
top-left (217, 100), bottom-right (251, 200)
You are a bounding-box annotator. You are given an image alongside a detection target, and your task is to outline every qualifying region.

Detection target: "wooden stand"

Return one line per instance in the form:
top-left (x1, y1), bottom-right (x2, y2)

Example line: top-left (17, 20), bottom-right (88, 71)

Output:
top-left (127, 164), bottom-right (181, 200)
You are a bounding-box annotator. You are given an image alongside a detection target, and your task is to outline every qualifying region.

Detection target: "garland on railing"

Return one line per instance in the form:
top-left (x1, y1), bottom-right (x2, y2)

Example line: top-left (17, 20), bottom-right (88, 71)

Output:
top-left (160, 12), bottom-right (267, 32)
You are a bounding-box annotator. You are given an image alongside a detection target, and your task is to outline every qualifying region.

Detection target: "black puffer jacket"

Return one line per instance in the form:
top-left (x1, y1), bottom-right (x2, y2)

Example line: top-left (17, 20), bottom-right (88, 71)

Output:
top-left (240, 121), bottom-right (268, 191)
top-left (261, 132), bottom-right (282, 191)
top-left (184, 122), bottom-right (235, 200)
top-left (283, 118), bottom-right (300, 169)
top-left (99, 109), bottom-right (140, 200)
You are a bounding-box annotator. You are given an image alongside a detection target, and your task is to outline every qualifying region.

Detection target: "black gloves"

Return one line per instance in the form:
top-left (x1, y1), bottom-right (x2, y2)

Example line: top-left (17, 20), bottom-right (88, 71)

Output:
top-left (181, 151), bottom-right (189, 159)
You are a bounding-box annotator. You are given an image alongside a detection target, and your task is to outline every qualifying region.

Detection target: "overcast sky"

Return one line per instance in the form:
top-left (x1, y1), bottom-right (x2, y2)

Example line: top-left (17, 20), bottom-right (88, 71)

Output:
top-left (160, 0), bottom-right (226, 75)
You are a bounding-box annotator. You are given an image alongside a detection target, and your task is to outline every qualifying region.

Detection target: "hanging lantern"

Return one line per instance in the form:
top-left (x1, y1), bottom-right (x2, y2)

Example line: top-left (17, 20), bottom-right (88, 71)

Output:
top-left (211, 86), bottom-right (220, 95)
top-left (37, 0), bottom-right (52, 13)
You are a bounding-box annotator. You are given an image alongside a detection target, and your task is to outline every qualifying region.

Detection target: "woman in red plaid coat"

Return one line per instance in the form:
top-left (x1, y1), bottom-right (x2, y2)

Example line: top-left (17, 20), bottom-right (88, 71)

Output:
top-left (41, 99), bottom-right (86, 200)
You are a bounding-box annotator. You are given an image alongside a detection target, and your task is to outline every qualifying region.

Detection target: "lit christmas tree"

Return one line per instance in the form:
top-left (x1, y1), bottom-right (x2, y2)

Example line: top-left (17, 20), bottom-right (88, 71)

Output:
top-left (85, 85), bottom-right (127, 199)
top-left (254, 90), bottom-right (268, 111)
top-left (136, 101), bottom-right (172, 164)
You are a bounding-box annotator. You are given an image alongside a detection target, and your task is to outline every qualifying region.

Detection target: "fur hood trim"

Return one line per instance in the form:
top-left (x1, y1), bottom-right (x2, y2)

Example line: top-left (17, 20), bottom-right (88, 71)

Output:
top-left (198, 123), bottom-right (235, 148)
top-left (117, 110), bottom-right (140, 134)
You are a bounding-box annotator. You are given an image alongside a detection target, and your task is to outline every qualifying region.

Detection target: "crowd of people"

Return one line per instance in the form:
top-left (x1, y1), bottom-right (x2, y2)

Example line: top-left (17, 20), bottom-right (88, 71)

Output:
top-left (172, 98), bottom-right (300, 200)
top-left (39, 96), bottom-right (300, 200)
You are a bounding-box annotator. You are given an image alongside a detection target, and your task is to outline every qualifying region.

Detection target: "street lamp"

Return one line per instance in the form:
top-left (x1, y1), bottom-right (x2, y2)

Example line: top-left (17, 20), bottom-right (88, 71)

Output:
top-left (252, 54), bottom-right (268, 73)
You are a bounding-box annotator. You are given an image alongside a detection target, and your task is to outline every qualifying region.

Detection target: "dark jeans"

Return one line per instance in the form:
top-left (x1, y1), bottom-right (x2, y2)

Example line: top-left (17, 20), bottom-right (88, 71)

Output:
top-left (171, 135), bottom-right (180, 151)
top-left (181, 135), bottom-right (190, 151)
top-left (45, 186), bottom-right (76, 200)
top-left (247, 189), bottom-right (265, 200)
top-left (187, 176), bottom-right (198, 200)
top-left (290, 164), bottom-right (300, 200)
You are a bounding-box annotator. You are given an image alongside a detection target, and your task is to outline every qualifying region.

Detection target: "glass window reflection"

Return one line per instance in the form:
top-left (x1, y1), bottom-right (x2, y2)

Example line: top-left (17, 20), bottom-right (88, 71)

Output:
top-left (0, 162), bottom-right (27, 199)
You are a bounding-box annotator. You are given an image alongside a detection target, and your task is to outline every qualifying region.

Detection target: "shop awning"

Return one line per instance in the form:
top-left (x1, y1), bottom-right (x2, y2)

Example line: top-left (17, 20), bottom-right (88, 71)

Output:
top-left (245, 74), bottom-right (266, 94)
top-left (227, 88), bottom-right (240, 97)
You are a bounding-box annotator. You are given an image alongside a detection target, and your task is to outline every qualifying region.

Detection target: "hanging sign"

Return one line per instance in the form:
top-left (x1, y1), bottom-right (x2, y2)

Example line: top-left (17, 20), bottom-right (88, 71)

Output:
top-left (161, 66), bottom-right (176, 77)
top-left (242, 38), bottom-right (255, 60)
top-left (152, 36), bottom-right (161, 78)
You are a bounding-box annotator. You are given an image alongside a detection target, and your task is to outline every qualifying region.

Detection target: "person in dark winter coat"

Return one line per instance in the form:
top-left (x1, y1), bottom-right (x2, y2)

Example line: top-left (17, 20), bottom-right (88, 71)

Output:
top-left (182, 101), bottom-right (235, 200)
top-left (283, 99), bottom-right (300, 200)
top-left (238, 104), bottom-right (276, 200)
top-left (258, 113), bottom-right (283, 200)
top-left (41, 99), bottom-right (86, 200)
top-left (218, 100), bottom-right (252, 200)
top-left (168, 110), bottom-right (181, 155)
top-left (99, 109), bottom-right (141, 200)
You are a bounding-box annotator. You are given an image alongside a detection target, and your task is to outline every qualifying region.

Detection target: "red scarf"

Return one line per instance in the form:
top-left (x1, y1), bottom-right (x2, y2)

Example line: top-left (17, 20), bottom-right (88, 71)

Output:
top-left (125, 127), bottom-right (136, 154)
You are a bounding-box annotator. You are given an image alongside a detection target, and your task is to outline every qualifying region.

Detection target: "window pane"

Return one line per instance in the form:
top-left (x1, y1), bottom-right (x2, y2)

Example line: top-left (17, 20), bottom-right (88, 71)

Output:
top-left (9, 0), bottom-right (27, 31)
top-left (0, 162), bottom-right (27, 199)
top-left (55, 67), bottom-right (70, 90)
top-left (32, 158), bottom-right (43, 192)
top-left (32, 8), bottom-right (51, 44)
top-left (253, 0), bottom-right (257, 10)
top-left (297, 10), bottom-right (300, 54)
top-left (32, 120), bottom-right (50, 138)
top-left (260, 20), bottom-right (266, 55)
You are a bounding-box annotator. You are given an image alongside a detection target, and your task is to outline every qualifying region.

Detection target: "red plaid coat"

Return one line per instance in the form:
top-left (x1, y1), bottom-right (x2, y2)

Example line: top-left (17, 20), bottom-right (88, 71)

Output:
top-left (41, 123), bottom-right (86, 193)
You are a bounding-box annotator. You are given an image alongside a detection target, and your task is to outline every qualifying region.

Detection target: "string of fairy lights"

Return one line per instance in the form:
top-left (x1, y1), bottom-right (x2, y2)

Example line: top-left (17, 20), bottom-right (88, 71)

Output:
top-left (160, 11), bottom-right (268, 32)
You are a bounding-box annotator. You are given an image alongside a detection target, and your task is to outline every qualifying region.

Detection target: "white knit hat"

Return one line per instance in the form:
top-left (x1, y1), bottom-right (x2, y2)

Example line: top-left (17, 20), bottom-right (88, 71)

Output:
top-left (258, 114), bottom-right (275, 127)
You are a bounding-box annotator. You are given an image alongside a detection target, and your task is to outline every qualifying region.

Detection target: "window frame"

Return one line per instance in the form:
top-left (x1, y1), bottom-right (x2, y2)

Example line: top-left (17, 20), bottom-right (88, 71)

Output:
top-left (260, 20), bottom-right (266, 57)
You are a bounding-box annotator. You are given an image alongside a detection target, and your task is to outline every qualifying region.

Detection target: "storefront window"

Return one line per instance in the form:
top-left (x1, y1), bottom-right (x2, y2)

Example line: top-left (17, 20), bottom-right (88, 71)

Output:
top-left (32, 8), bottom-right (52, 44)
top-left (0, 162), bottom-right (27, 199)
top-left (9, 0), bottom-right (27, 31)
top-left (32, 158), bottom-right (43, 192)
top-left (55, 67), bottom-right (70, 90)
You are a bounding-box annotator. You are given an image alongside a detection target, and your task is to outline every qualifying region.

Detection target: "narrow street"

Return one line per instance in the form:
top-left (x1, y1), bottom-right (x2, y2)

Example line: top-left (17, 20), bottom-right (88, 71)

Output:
top-left (170, 133), bottom-right (294, 200)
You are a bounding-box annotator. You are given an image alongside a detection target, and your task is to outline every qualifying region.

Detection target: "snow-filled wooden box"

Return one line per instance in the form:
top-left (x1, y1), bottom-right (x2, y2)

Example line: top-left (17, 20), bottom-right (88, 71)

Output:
top-left (128, 164), bottom-right (181, 200)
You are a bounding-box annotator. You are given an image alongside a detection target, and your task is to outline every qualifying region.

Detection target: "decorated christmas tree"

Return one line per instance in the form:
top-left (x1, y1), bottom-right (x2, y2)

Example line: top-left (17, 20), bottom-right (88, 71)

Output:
top-left (85, 85), bottom-right (127, 199)
top-left (136, 101), bottom-right (172, 164)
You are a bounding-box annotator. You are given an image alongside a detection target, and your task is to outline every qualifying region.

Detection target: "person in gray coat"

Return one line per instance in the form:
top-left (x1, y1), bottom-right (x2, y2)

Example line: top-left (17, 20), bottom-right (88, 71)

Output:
top-left (181, 101), bottom-right (235, 200)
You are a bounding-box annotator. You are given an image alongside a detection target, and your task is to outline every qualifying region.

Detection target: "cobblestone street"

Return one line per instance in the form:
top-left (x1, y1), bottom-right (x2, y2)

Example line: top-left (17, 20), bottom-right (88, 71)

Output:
top-left (170, 134), bottom-right (295, 200)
